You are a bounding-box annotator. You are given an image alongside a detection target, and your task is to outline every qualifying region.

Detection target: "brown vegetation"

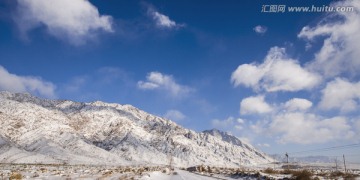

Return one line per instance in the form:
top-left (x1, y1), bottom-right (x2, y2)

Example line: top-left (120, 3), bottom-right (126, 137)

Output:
top-left (328, 171), bottom-right (359, 180)
top-left (263, 167), bottom-right (280, 174)
top-left (263, 168), bottom-right (359, 180)
top-left (291, 170), bottom-right (313, 180)
top-left (9, 172), bottom-right (22, 180)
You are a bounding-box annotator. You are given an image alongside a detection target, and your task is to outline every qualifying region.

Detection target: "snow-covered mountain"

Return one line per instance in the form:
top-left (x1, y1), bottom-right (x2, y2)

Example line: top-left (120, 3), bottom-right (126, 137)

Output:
top-left (0, 91), bottom-right (273, 167)
top-left (203, 129), bottom-right (269, 161)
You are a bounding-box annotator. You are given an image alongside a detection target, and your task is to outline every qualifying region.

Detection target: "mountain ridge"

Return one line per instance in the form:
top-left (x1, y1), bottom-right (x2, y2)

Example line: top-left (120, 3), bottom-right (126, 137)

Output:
top-left (0, 91), bottom-right (273, 167)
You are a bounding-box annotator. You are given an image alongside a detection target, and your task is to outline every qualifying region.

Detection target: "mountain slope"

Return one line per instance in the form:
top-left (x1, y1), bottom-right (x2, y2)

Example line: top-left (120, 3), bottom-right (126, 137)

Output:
top-left (0, 91), bottom-right (273, 167)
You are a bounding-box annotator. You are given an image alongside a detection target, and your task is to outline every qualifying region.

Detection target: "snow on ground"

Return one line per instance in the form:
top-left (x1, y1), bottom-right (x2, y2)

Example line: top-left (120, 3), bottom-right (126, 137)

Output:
top-left (0, 163), bottom-right (165, 179)
top-left (0, 164), bottom-right (221, 180)
top-left (1, 163), bottom-right (360, 179)
top-left (140, 170), bottom-right (217, 180)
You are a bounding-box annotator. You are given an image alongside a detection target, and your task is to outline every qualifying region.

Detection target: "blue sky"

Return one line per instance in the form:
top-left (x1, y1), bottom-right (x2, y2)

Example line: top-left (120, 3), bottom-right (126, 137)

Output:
top-left (1, 0), bottom-right (360, 160)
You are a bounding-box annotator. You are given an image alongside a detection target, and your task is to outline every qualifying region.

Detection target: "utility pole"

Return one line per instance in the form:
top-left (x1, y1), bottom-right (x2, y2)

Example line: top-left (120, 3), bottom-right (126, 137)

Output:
top-left (239, 154), bottom-right (242, 168)
top-left (335, 157), bottom-right (338, 171)
top-left (273, 159), bottom-right (275, 169)
top-left (343, 154), bottom-right (347, 173)
top-left (167, 136), bottom-right (174, 172)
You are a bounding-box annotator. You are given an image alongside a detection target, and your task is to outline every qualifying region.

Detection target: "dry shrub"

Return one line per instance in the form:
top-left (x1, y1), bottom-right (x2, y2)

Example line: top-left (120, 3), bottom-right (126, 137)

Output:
top-left (329, 171), bottom-right (344, 177)
top-left (9, 172), bottom-right (22, 180)
top-left (342, 173), bottom-right (359, 180)
top-left (291, 170), bottom-right (313, 180)
top-left (282, 169), bottom-right (296, 174)
top-left (263, 168), bottom-right (279, 174)
top-left (324, 171), bottom-right (358, 179)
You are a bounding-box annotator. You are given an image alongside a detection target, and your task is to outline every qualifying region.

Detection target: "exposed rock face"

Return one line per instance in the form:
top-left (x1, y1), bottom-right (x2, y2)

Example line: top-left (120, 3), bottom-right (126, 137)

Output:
top-left (0, 91), bottom-right (273, 167)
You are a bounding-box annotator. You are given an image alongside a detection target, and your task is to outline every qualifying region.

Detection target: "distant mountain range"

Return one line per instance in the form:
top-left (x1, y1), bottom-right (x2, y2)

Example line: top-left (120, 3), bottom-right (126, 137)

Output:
top-left (271, 154), bottom-right (335, 163)
top-left (0, 92), bottom-right (273, 167)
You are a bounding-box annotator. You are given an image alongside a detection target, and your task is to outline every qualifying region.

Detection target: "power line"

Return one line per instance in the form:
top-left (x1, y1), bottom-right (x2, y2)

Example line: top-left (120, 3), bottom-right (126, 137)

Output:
top-left (290, 154), bottom-right (360, 158)
top-left (344, 154), bottom-right (360, 157)
top-left (346, 161), bottom-right (360, 165)
top-left (288, 143), bottom-right (360, 155)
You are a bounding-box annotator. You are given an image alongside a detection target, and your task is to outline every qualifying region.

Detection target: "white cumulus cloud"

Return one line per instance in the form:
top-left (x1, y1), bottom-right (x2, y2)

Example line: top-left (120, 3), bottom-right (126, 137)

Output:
top-left (298, 0), bottom-right (360, 78)
top-left (137, 71), bottom-right (192, 97)
top-left (253, 25), bottom-right (267, 34)
top-left (240, 95), bottom-right (272, 115)
top-left (231, 47), bottom-right (321, 92)
top-left (230, 64), bottom-right (265, 90)
top-left (319, 78), bottom-right (360, 113)
top-left (164, 109), bottom-right (186, 121)
top-left (146, 5), bottom-right (182, 29)
top-left (15, 0), bottom-right (113, 45)
top-left (268, 113), bottom-right (354, 144)
top-left (284, 98), bottom-right (313, 112)
top-left (152, 11), bottom-right (177, 28)
top-left (0, 65), bottom-right (56, 98)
